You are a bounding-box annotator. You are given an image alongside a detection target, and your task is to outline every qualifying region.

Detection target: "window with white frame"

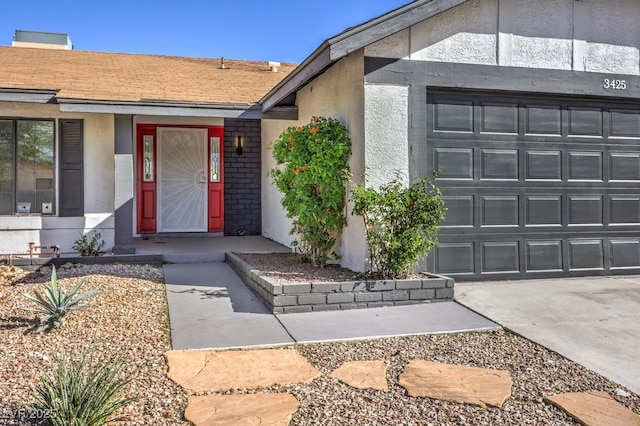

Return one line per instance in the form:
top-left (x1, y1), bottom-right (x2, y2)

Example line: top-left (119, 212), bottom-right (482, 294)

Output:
top-left (0, 119), bottom-right (55, 215)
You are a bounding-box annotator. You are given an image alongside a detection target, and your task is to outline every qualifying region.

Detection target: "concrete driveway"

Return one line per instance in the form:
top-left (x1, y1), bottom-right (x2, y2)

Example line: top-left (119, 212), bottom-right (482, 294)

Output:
top-left (455, 276), bottom-right (640, 395)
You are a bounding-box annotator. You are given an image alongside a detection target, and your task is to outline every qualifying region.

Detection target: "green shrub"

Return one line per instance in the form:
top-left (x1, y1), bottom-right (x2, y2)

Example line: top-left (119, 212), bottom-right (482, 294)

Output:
top-left (30, 347), bottom-right (136, 426)
top-left (22, 266), bottom-right (97, 332)
top-left (351, 175), bottom-right (446, 279)
top-left (269, 116), bottom-right (351, 267)
top-left (72, 232), bottom-right (105, 256)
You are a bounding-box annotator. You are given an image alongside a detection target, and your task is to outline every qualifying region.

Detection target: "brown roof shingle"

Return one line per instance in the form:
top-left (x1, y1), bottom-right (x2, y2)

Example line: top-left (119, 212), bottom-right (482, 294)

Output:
top-left (0, 46), bottom-right (296, 105)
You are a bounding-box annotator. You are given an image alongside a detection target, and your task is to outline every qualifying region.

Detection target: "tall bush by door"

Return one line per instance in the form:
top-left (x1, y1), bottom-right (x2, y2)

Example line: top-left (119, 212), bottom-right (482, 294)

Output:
top-left (351, 175), bottom-right (446, 279)
top-left (270, 116), bottom-right (351, 267)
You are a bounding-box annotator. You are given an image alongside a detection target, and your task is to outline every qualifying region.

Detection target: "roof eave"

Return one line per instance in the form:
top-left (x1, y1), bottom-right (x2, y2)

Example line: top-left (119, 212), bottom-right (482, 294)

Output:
top-left (260, 0), bottom-right (470, 112)
top-left (57, 98), bottom-right (264, 119)
top-left (260, 41), bottom-right (332, 112)
top-left (0, 88), bottom-right (58, 103)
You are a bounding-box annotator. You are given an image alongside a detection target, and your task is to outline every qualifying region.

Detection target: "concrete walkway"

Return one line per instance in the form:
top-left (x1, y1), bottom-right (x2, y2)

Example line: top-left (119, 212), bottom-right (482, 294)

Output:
top-left (455, 276), bottom-right (640, 395)
top-left (164, 262), bottom-right (499, 350)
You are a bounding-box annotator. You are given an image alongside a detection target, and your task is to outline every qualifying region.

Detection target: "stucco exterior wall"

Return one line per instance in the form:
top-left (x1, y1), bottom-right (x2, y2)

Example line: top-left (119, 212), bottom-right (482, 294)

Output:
top-left (262, 51), bottom-right (367, 271)
top-left (365, 0), bottom-right (640, 76)
top-left (363, 84), bottom-right (409, 189)
top-left (0, 102), bottom-right (115, 255)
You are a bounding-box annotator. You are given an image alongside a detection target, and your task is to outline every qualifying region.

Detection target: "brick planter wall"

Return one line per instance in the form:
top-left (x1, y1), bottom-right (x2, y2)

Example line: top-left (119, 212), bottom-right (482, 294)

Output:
top-left (226, 252), bottom-right (455, 314)
top-left (224, 119), bottom-right (261, 236)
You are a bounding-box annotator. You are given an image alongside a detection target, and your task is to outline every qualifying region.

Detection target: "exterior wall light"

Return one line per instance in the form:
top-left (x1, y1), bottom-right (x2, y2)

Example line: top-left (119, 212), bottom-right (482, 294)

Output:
top-left (236, 135), bottom-right (244, 155)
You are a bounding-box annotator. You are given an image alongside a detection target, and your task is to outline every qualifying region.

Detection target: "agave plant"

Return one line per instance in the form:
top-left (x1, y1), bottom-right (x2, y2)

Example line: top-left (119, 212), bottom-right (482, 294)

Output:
top-left (30, 347), bottom-right (136, 426)
top-left (22, 266), bottom-right (98, 332)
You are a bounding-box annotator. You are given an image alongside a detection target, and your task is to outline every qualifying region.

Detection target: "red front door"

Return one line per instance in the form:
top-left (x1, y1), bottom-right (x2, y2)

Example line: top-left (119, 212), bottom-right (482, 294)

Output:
top-left (136, 124), bottom-right (224, 234)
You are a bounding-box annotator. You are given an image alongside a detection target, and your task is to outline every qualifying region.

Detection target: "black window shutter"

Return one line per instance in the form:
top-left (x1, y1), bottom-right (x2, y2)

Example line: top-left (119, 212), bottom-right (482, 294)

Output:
top-left (59, 119), bottom-right (84, 217)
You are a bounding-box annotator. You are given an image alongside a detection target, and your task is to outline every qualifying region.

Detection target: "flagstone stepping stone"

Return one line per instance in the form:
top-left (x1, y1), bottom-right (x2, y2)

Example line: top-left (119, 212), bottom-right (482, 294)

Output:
top-left (545, 391), bottom-right (640, 426)
top-left (165, 348), bottom-right (321, 393)
top-left (330, 360), bottom-right (388, 390)
top-left (398, 360), bottom-right (512, 408)
top-left (185, 394), bottom-right (299, 426)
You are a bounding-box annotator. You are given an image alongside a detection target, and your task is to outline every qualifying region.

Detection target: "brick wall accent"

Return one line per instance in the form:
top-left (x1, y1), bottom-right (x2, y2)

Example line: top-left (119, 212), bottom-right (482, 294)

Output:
top-left (224, 118), bottom-right (262, 236)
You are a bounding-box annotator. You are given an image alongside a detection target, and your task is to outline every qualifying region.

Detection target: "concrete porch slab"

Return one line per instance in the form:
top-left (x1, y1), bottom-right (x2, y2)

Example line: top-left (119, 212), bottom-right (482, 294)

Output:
top-left (135, 235), bottom-right (290, 263)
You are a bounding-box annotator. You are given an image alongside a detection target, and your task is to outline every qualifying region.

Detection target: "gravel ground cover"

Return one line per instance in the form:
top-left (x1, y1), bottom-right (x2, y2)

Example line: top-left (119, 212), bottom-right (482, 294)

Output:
top-left (2, 262), bottom-right (639, 425)
top-left (0, 263), bottom-right (189, 425)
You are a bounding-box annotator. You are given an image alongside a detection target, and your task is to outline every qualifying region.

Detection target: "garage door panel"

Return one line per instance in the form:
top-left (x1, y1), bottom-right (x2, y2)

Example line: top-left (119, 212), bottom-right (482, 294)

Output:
top-left (568, 196), bottom-right (604, 226)
top-left (481, 149), bottom-right (519, 180)
top-left (482, 242), bottom-right (520, 274)
top-left (526, 195), bottom-right (563, 226)
top-left (525, 150), bottom-right (562, 180)
top-left (434, 148), bottom-right (474, 179)
top-left (525, 105), bottom-right (562, 136)
top-left (609, 152), bottom-right (640, 180)
top-left (525, 240), bottom-right (564, 272)
top-left (568, 107), bottom-right (604, 137)
top-left (482, 196), bottom-right (519, 227)
top-left (480, 103), bottom-right (519, 134)
top-left (569, 151), bottom-right (604, 181)
top-left (610, 239), bottom-right (640, 269)
top-left (427, 91), bottom-right (640, 280)
top-left (434, 101), bottom-right (474, 132)
top-left (609, 196), bottom-right (640, 225)
top-left (568, 240), bottom-right (605, 271)
top-left (435, 243), bottom-right (475, 275)
top-left (441, 195), bottom-right (474, 227)
top-left (610, 109), bottom-right (640, 138)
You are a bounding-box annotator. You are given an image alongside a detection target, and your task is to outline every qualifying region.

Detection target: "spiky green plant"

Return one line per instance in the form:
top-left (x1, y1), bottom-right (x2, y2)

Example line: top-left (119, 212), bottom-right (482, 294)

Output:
top-left (72, 232), bottom-right (105, 256)
top-left (30, 348), bottom-right (136, 426)
top-left (22, 266), bottom-right (98, 332)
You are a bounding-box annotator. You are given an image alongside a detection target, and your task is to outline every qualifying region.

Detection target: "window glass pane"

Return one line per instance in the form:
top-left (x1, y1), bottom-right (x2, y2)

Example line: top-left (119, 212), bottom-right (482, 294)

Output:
top-left (0, 120), bottom-right (14, 215)
top-left (143, 135), bottom-right (154, 182)
top-left (210, 136), bottom-right (220, 182)
top-left (17, 120), bottom-right (54, 214)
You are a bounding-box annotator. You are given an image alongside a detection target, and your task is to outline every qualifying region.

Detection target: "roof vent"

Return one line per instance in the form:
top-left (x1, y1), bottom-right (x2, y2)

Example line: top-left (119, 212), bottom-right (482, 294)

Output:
top-left (268, 61), bottom-right (280, 72)
top-left (12, 30), bottom-right (73, 50)
top-left (219, 57), bottom-right (227, 69)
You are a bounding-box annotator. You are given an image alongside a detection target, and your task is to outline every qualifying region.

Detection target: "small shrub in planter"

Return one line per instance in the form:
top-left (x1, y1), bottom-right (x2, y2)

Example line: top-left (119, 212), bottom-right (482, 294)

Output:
top-left (351, 175), bottom-right (446, 279)
top-left (22, 266), bottom-right (98, 332)
top-left (73, 231), bottom-right (106, 256)
top-left (29, 347), bottom-right (136, 426)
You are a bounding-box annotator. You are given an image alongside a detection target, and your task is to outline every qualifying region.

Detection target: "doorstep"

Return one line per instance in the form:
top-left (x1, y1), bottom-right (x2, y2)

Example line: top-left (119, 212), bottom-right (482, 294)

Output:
top-left (226, 252), bottom-right (454, 314)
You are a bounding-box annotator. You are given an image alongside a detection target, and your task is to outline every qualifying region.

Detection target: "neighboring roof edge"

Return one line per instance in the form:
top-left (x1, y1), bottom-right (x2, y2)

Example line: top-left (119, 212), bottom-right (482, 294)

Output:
top-left (260, 0), bottom-right (469, 112)
top-left (0, 88), bottom-right (58, 103)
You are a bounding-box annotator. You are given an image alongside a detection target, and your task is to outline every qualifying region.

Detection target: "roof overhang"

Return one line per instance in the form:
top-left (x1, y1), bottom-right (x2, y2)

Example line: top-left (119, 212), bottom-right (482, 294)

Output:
top-left (0, 88), bottom-right (58, 103)
top-left (57, 99), bottom-right (265, 119)
top-left (260, 0), bottom-right (470, 112)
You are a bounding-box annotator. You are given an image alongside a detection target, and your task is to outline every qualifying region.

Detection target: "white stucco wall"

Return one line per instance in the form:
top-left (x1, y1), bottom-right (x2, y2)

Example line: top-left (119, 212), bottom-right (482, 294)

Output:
top-left (0, 102), bottom-right (115, 255)
top-left (262, 51), bottom-right (367, 271)
top-left (365, 0), bottom-right (640, 76)
top-left (410, 0), bottom-right (498, 65)
top-left (363, 84), bottom-right (409, 189)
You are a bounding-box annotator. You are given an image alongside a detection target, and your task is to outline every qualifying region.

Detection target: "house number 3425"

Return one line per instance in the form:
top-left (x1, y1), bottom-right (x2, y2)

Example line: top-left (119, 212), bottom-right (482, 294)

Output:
top-left (603, 79), bottom-right (627, 90)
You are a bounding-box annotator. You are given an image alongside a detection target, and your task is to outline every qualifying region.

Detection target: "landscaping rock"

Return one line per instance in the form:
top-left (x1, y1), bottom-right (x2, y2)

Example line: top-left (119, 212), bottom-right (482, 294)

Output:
top-left (545, 391), bottom-right (640, 426)
top-left (185, 394), bottom-right (299, 426)
top-left (398, 360), bottom-right (512, 408)
top-left (330, 360), bottom-right (388, 390)
top-left (165, 348), bottom-right (321, 393)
